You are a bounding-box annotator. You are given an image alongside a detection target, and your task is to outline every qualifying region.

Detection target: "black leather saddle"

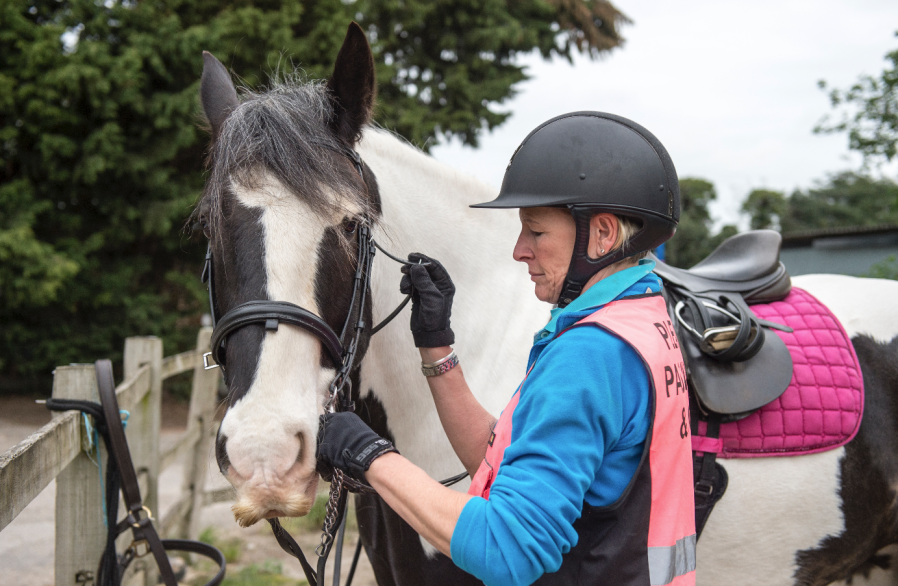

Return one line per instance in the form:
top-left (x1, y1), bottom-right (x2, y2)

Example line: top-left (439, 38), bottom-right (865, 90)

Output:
top-left (652, 230), bottom-right (794, 420)
top-left (651, 230), bottom-right (792, 304)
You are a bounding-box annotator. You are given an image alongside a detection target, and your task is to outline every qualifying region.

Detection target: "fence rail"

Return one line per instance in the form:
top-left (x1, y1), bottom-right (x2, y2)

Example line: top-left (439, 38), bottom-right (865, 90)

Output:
top-left (0, 327), bottom-right (225, 586)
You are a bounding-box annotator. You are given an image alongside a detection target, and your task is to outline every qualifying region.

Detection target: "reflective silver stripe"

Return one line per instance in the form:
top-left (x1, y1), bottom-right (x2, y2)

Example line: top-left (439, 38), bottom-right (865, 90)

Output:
top-left (648, 533), bottom-right (696, 585)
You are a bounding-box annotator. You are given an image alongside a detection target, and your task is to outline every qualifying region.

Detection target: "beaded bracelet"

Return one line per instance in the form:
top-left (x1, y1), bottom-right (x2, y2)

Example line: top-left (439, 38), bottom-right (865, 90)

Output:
top-left (421, 350), bottom-right (459, 377)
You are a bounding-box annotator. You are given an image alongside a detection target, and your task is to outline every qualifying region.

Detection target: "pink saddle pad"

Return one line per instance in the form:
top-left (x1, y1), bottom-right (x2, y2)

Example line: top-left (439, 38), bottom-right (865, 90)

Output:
top-left (691, 287), bottom-right (864, 458)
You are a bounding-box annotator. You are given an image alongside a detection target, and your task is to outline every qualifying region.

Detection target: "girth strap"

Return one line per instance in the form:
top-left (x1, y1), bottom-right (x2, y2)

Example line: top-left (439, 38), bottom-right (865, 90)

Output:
top-left (691, 414), bottom-right (728, 541)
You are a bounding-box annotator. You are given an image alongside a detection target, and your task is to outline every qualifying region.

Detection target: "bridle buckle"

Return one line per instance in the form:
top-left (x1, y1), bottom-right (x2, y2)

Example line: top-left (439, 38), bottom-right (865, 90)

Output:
top-left (129, 539), bottom-right (152, 558)
top-left (203, 351), bottom-right (220, 370)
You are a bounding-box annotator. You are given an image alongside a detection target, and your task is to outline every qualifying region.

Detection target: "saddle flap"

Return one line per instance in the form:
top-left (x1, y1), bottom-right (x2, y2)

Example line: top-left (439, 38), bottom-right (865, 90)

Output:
top-left (683, 325), bottom-right (793, 416)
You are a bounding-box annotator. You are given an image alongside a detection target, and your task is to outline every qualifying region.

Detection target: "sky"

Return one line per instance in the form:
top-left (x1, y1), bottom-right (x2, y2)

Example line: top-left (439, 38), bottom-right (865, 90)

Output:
top-left (430, 0), bottom-right (898, 230)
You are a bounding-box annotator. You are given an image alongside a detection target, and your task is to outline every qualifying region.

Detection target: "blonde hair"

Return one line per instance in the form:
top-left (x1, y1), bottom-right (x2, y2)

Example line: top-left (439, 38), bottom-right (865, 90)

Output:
top-left (610, 215), bottom-right (648, 265)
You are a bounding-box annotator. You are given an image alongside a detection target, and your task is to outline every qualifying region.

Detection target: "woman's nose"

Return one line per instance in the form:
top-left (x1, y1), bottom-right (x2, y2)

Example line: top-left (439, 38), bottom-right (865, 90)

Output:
top-left (513, 231), bottom-right (531, 262)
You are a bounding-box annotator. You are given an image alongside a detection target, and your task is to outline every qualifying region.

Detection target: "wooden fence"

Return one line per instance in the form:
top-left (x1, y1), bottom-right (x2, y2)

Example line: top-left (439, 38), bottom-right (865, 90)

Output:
top-left (0, 327), bottom-right (231, 586)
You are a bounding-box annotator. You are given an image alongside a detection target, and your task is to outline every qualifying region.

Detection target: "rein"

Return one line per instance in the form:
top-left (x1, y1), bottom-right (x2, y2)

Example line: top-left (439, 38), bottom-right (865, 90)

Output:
top-left (201, 144), bottom-right (465, 586)
top-left (45, 360), bottom-right (227, 586)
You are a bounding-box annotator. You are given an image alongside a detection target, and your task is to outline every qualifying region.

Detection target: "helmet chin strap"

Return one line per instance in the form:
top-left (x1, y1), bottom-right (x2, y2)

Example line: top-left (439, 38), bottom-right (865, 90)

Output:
top-left (556, 206), bottom-right (631, 308)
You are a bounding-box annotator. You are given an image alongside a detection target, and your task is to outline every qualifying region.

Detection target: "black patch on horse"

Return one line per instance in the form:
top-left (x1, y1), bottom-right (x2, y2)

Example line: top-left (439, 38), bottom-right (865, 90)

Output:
top-left (793, 335), bottom-right (898, 586)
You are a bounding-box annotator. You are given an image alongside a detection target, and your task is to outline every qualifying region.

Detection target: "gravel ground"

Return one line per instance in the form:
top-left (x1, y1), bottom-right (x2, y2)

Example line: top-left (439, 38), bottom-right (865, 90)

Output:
top-left (0, 395), bottom-right (377, 586)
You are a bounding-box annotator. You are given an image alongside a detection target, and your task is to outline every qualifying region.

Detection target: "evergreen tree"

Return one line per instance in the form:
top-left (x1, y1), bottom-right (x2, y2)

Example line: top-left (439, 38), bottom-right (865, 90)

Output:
top-left (0, 0), bottom-right (628, 390)
top-left (664, 178), bottom-right (737, 269)
top-left (741, 189), bottom-right (787, 231)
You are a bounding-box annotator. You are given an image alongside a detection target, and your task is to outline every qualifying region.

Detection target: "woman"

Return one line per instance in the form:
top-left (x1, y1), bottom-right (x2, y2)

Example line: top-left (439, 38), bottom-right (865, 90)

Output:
top-left (317, 112), bottom-right (696, 586)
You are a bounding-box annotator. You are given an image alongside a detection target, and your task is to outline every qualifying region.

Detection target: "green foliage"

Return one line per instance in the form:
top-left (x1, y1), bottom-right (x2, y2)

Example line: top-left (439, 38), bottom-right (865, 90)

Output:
top-left (778, 172), bottom-right (898, 233)
top-left (864, 255), bottom-right (898, 280)
top-left (742, 189), bottom-right (787, 231)
top-left (221, 561), bottom-right (305, 586)
top-left (199, 527), bottom-right (244, 564)
top-left (367, 0), bottom-right (629, 147)
top-left (816, 32), bottom-right (898, 167)
top-left (0, 0), bottom-right (627, 391)
top-left (664, 178), bottom-right (737, 268)
top-left (741, 174), bottom-right (898, 238)
top-left (190, 560), bottom-right (305, 586)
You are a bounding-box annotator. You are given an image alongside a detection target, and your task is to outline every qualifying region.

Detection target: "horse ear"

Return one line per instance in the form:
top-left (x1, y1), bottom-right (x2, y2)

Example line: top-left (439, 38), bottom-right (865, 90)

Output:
top-left (326, 22), bottom-right (376, 145)
top-left (201, 51), bottom-right (239, 135)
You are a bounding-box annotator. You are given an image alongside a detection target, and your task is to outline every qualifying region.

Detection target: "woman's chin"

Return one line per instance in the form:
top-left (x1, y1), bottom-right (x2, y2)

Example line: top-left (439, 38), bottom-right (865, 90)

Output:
top-left (533, 285), bottom-right (557, 304)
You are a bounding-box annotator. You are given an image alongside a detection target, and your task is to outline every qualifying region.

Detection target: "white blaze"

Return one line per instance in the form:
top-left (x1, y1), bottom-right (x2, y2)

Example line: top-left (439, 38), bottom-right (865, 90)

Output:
top-left (219, 176), bottom-right (349, 523)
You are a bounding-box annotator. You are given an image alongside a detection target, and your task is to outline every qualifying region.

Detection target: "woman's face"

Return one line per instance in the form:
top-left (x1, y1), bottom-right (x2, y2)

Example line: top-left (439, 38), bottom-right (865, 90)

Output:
top-left (513, 207), bottom-right (576, 303)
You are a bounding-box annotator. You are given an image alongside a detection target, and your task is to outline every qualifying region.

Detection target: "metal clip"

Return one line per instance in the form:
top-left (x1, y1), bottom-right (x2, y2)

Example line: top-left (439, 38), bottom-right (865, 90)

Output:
top-left (129, 539), bottom-right (152, 558)
top-left (75, 570), bottom-right (95, 585)
top-left (130, 505), bottom-right (154, 528)
top-left (203, 352), bottom-right (220, 370)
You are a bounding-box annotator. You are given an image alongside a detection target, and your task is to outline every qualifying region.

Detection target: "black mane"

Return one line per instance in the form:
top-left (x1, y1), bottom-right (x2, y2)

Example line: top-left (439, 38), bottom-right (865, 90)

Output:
top-left (200, 75), bottom-right (370, 239)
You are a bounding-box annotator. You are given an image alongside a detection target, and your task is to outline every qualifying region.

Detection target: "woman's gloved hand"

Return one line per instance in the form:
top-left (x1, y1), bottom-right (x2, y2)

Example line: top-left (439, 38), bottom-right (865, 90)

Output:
top-left (400, 253), bottom-right (456, 348)
top-left (316, 412), bottom-right (398, 482)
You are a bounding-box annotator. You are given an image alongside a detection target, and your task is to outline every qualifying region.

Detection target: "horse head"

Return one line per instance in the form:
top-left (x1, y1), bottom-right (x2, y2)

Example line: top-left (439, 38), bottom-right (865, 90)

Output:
top-left (196, 23), bottom-right (379, 527)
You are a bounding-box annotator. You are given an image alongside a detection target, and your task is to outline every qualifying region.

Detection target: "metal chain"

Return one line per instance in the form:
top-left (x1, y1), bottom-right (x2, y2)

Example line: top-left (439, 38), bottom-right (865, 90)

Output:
top-left (316, 470), bottom-right (346, 556)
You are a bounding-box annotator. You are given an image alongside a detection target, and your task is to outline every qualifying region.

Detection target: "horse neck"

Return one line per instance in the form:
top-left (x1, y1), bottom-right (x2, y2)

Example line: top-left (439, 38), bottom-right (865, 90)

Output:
top-left (356, 130), bottom-right (547, 479)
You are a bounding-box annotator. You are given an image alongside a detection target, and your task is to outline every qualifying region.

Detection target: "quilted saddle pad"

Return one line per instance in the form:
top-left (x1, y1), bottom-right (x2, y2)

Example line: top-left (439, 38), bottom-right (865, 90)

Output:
top-left (691, 287), bottom-right (864, 458)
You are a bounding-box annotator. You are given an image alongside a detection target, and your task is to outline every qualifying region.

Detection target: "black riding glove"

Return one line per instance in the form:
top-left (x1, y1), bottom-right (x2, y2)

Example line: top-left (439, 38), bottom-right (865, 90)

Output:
top-left (316, 412), bottom-right (398, 482)
top-left (399, 253), bottom-right (456, 348)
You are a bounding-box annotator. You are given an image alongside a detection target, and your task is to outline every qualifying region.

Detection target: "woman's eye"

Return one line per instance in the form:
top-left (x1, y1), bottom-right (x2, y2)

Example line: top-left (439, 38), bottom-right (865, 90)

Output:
top-left (342, 219), bottom-right (359, 234)
top-left (530, 230), bottom-right (544, 237)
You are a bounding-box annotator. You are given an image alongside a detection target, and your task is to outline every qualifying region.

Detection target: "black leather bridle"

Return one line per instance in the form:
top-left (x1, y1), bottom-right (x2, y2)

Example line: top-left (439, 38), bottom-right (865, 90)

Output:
top-left (198, 143), bottom-right (458, 586)
top-left (46, 361), bottom-right (227, 586)
top-left (200, 143), bottom-right (415, 413)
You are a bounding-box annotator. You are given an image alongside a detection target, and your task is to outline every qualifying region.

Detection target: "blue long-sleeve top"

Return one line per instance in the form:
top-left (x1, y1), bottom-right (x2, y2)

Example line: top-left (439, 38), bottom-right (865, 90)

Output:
top-left (450, 260), bottom-right (661, 586)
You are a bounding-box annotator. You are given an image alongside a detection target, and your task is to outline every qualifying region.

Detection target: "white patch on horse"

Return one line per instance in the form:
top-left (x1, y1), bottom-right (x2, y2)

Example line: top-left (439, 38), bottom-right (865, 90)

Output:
top-left (697, 448), bottom-right (845, 586)
top-left (220, 175), bottom-right (355, 525)
top-left (793, 274), bottom-right (898, 343)
top-left (355, 130), bottom-right (548, 554)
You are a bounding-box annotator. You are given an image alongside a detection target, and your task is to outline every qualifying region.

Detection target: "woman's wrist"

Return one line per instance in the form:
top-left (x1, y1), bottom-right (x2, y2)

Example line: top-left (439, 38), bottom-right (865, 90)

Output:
top-left (419, 346), bottom-right (453, 364)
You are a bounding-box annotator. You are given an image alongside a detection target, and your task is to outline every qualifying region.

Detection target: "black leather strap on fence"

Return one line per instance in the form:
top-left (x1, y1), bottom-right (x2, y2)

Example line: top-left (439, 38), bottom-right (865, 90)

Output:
top-left (46, 360), bottom-right (226, 586)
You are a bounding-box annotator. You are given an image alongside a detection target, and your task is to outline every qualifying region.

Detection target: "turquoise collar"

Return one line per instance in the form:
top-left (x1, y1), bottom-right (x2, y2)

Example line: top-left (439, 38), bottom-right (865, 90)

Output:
top-left (540, 259), bottom-right (657, 337)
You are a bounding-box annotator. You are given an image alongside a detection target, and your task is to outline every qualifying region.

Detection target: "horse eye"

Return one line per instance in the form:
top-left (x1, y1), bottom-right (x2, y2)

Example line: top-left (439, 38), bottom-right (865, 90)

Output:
top-left (342, 219), bottom-right (358, 234)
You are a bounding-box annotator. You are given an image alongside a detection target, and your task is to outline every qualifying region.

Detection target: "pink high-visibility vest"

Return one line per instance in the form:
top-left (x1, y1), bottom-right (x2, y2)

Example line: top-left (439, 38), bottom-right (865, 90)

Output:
top-left (468, 293), bottom-right (696, 585)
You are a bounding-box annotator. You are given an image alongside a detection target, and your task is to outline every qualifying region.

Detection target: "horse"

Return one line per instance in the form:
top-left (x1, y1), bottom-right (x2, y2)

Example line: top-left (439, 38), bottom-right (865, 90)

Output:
top-left (195, 23), bottom-right (898, 586)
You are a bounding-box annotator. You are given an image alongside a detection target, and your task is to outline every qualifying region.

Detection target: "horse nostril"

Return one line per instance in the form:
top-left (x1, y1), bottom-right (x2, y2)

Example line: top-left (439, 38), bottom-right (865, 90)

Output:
top-left (216, 431), bottom-right (231, 474)
top-left (296, 432), bottom-right (306, 465)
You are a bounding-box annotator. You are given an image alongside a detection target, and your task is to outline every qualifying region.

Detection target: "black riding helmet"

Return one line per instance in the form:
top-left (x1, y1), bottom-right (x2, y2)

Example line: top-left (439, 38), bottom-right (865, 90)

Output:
top-left (472, 111), bottom-right (680, 307)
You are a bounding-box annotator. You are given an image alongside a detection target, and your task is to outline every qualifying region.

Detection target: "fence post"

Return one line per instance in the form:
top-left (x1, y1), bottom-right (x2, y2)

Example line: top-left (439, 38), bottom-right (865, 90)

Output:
top-left (123, 337), bottom-right (163, 586)
top-left (54, 364), bottom-right (106, 586)
top-left (176, 327), bottom-right (219, 539)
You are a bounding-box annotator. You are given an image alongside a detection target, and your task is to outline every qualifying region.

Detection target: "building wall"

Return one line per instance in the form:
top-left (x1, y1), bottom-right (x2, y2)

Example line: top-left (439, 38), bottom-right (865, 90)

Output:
top-left (780, 233), bottom-right (898, 276)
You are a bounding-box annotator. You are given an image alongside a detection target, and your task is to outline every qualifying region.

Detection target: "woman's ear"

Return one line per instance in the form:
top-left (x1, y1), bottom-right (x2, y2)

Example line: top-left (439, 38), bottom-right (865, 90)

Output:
top-left (588, 213), bottom-right (619, 258)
